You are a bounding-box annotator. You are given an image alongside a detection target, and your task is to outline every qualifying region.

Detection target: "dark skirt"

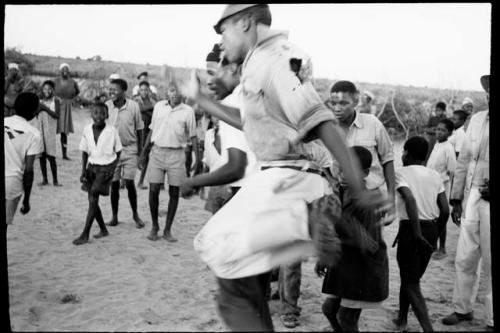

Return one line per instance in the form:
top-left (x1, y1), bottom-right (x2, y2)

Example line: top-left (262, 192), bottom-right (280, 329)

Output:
top-left (57, 99), bottom-right (74, 134)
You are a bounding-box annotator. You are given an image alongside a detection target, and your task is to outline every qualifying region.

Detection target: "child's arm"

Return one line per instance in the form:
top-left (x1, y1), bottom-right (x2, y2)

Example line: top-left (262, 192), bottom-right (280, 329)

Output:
top-left (20, 155), bottom-right (36, 215)
top-left (80, 152), bottom-right (88, 182)
top-left (397, 186), bottom-right (435, 252)
top-left (138, 130), bottom-right (153, 170)
top-left (436, 191), bottom-right (450, 236)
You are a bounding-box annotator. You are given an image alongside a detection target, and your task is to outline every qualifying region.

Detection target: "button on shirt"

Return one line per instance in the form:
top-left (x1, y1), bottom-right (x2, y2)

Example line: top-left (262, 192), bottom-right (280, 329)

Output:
top-left (106, 99), bottom-right (144, 147)
top-left (396, 165), bottom-right (444, 221)
top-left (149, 101), bottom-right (197, 148)
top-left (341, 111), bottom-right (394, 190)
top-left (451, 110), bottom-right (489, 204)
top-left (239, 26), bottom-right (336, 162)
top-left (79, 123), bottom-right (122, 165)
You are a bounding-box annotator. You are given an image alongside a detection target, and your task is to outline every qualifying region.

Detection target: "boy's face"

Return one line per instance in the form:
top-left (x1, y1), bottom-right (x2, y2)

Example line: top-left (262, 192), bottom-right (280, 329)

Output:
top-left (60, 67), bottom-right (69, 77)
top-left (435, 107), bottom-right (445, 117)
top-left (139, 85), bottom-right (150, 98)
top-left (42, 85), bottom-right (53, 98)
top-left (463, 104), bottom-right (473, 114)
top-left (436, 123), bottom-right (451, 142)
top-left (109, 83), bottom-right (124, 102)
top-left (207, 64), bottom-right (239, 100)
top-left (91, 106), bottom-right (107, 126)
top-left (167, 85), bottom-right (181, 105)
top-left (452, 114), bottom-right (465, 129)
top-left (329, 92), bottom-right (357, 124)
top-left (220, 18), bottom-right (248, 64)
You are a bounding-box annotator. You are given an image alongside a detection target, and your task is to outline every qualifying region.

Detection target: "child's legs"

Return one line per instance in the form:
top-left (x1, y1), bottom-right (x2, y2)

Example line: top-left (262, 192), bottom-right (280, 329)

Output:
top-left (47, 154), bottom-right (58, 183)
top-left (404, 282), bottom-right (433, 331)
top-left (147, 147), bottom-right (167, 232)
top-left (39, 153), bottom-right (48, 182)
top-left (438, 180), bottom-right (451, 251)
top-left (322, 296), bottom-right (342, 331)
top-left (337, 306), bottom-right (362, 332)
top-left (148, 184), bottom-right (162, 231)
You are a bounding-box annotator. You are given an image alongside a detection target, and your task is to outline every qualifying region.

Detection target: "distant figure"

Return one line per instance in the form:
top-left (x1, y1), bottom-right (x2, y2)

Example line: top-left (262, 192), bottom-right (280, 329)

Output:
top-left (357, 90), bottom-right (377, 115)
top-left (34, 80), bottom-right (62, 187)
top-left (425, 101), bottom-right (447, 161)
top-left (4, 63), bottom-right (27, 117)
top-left (132, 71), bottom-right (158, 98)
top-left (74, 103), bottom-right (122, 245)
top-left (448, 109), bottom-right (467, 158)
top-left (426, 118), bottom-right (456, 259)
top-left (4, 92), bottom-right (43, 225)
top-left (392, 136), bottom-right (449, 332)
top-left (54, 63), bottom-right (80, 160)
top-left (134, 80), bottom-right (157, 189)
top-left (461, 97), bottom-right (474, 131)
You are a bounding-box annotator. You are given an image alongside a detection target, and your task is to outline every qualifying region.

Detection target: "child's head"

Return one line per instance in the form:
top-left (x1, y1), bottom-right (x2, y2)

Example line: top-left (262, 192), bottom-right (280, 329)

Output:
top-left (452, 109), bottom-right (467, 129)
top-left (329, 81), bottom-right (359, 124)
top-left (109, 78), bottom-right (127, 102)
top-left (91, 102), bottom-right (108, 126)
top-left (14, 92), bottom-right (40, 121)
top-left (167, 82), bottom-right (182, 106)
top-left (41, 80), bottom-right (55, 99)
top-left (435, 101), bottom-right (446, 117)
top-left (436, 118), bottom-right (454, 142)
top-left (138, 81), bottom-right (150, 99)
top-left (402, 136), bottom-right (428, 166)
top-left (351, 146), bottom-right (372, 178)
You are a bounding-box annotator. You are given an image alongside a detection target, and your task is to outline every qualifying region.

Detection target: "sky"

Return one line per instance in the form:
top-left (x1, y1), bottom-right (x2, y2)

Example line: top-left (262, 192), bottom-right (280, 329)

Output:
top-left (4, 4), bottom-right (491, 91)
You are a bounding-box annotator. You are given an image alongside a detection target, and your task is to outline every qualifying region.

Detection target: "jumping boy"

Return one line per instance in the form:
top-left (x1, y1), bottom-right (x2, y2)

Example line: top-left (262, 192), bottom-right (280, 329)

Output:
top-left (4, 92), bottom-right (43, 225)
top-left (73, 103), bottom-right (122, 245)
top-left (392, 136), bottom-right (449, 332)
top-left (316, 145), bottom-right (389, 332)
top-left (426, 118), bottom-right (456, 259)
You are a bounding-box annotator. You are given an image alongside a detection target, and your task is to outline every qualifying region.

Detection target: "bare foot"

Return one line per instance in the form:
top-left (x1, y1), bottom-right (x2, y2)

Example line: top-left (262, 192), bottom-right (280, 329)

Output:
top-left (147, 230), bottom-right (160, 241)
top-left (93, 230), bottom-right (109, 239)
top-left (134, 217), bottom-right (145, 229)
top-left (163, 233), bottom-right (178, 243)
top-left (432, 250), bottom-right (447, 260)
top-left (138, 183), bottom-right (148, 190)
top-left (53, 181), bottom-right (63, 187)
top-left (106, 219), bottom-right (119, 227)
top-left (38, 180), bottom-right (49, 186)
top-left (392, 317), bottom-right (407, 331)
top-left (63, 156), bottom-right (71, 161)
top-left (72, 236), bottom-right (89, 245)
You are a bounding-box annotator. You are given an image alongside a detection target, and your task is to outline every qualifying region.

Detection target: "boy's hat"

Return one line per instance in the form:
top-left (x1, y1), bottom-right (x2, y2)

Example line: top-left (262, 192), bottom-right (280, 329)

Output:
top-left (109, 73), bottom-right (120, 80)
top-left (462, 97), bottom-right (473, 106)
top-left (480, 75), bottom-right (489, 93)
top-left (8, 63), bottom-right (19, 70)
top-left (59, 63), bottom-right (70, 70)
top-left (206, 43), bottom-right (222, 63)
top-left (364, 90), bottom-right (374, 100)
top-left (137, 71), bottom-right (148, 79)
top-left (213, 4), bottom-right (264, 34)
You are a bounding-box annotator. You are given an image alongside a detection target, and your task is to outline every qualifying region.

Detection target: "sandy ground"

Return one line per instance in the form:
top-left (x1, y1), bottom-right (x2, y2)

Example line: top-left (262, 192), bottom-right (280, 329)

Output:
top-left (7, 107), bottom-right (491, 331)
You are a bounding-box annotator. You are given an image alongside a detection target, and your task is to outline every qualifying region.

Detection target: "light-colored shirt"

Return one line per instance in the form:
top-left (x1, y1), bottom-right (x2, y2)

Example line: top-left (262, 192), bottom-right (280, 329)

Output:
top-left (79, 123), bottom-right (122, 165)
top-left (4, 115), bottom-right (43, 179)
top-left (203, 128), bottom-right (224, 171)
top-left (106, 99), bottom-right (144, 147)
top-left (132, 84), bottom-right (158, 97)
top-left (149, 101), bottom-right (197, 148)
top-left (239, 26), bottom-right (336, 162)
top-left (396, 165), bottom-right (445, 221)
top-left (426, 140), bottom-right (456, 183)
top-left (448, 126), bottom-right (466, 155)
top-left (341, 111), bottom-right (394, 190)
top-left (450, 110), bottom-right (489, 210)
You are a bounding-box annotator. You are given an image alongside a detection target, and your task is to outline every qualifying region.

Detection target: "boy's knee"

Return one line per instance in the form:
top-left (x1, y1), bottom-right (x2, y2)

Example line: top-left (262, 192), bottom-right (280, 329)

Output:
top-left (124, 179), bottom-right (135, 188)
top-left (149, 183), bottom-right (162, 194)
top-left (322, 297), bottom-right (341, 316)
top-left (169, 185), bottom-right (180, 197)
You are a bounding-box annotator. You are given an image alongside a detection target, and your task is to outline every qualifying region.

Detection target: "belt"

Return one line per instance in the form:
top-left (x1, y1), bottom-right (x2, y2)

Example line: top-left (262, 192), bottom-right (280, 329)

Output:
top-left (261, 165), bottom-right (325, 177)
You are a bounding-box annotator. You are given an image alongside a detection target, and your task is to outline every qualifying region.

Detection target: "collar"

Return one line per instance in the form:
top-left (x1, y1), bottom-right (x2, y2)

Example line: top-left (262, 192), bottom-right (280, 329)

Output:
top-left (243, 26), bottom-right (289, 69)
top-left (112, 98), bottom-right (129, 110)
top-left (170, 102), bottom-right (185, 112)
top-left (350, 111), bottom-right (363, 129)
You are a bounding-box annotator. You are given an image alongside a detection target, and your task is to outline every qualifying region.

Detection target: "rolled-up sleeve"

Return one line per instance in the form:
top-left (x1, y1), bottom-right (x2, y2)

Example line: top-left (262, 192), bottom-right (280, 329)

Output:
top-left (267, 64), bottom-right (336, 142)
top-left (133, 101), bottom-right (144, 131)
top-left (79, 132), bottom-right (89, 153)
top-left (374, 117), bottom-right (394, 164)
top-left (186, 108), bottom-right (197, 138)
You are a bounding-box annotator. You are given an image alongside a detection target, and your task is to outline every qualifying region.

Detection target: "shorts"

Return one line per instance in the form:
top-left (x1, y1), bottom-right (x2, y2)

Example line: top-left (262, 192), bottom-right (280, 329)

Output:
top-left (82, 163), bottom-right (114, 196)
top-left (147, 145), bottom-right (186, 186)
top-left (113, 146), bottom-right (138, 182)
top-left (6, 195), bottom-right (22, 225)
top-left (5, 176), bottom-right (23, 200)
top-left (396, 220), bottom-right (438, 284)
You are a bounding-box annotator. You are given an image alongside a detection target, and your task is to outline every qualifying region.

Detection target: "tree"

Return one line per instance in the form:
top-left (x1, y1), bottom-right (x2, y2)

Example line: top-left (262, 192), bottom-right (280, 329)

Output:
top-left (4, 47), bottom-right (35, 76)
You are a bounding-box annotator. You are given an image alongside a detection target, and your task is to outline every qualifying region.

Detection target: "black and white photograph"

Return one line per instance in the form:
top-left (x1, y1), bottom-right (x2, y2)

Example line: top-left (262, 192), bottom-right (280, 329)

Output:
top-left (2, 3), bottom-right (492, 331)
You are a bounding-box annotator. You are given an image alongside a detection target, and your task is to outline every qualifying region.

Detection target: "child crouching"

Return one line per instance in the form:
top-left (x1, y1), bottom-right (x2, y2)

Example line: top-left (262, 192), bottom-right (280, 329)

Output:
top-left (73, 102), bottom-right (122, 245)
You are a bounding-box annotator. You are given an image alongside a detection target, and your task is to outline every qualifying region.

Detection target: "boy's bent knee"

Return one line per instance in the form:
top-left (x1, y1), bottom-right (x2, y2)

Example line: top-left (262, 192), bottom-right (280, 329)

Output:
top-left (149, 183), bottom-right (162, 193)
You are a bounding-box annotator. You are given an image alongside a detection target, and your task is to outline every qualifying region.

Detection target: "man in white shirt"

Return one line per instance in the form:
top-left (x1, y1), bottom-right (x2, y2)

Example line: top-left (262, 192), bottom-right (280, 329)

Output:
top-left (448, 109), bottom-right (467, 158)
top-left (139, 82), bottom-right (199, 242)
top-left (4, 92), bottom-right (43, 225)
top-left (442, 75), bottom-right (492, 330)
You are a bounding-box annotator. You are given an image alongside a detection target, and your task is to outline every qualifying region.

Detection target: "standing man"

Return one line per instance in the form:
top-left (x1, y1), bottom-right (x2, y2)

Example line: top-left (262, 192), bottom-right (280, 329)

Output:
top-left (4, 92), bottom-right (43, 225)
top-left (185, 5), bottom-right (392, 331)
top-left (4, 63), bottom-right (27, 117)
top-left (442, 75), bottom-right (492, 330)
top-left (134, 81), bottom-right (157, 190)
top-left (139, 82), bottom-right (199, 242)
top-left (132, 71), bottom-right (158, 98)
top-left (461, 97), bottom-right (474, 131)
top-left (425, 101), bottom-right (447, 161)
top-left (448, 109), bottom-right (468, 158)
top-left (105, 78), bottom-right (145, 229)
top-left (357, 90), bottom-right (377, 115)
top-left (329, 81), bottom-right (396, 212)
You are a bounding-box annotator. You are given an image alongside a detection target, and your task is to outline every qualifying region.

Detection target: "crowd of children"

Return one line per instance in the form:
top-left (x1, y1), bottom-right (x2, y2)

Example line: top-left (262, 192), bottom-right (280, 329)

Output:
top-left (4, 4), bottom-right (492, 332)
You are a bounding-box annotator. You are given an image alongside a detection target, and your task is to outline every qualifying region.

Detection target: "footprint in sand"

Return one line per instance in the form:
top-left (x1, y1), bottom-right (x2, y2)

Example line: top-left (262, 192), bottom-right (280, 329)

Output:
top-left (59, 293), bottom-right (81, 304)
top-left (132, 255), bottom-right (146, 264)
top-left (139, 308), bottom-right (163, 325)
top-left (27, 306), bottom-right (43, 324)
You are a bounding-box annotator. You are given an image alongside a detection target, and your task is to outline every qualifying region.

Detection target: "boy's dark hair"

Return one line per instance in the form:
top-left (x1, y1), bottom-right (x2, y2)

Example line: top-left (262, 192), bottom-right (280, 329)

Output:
top-left (351, 146), bottom-right (373, 171)
top-left (92, 101), bottom-right (109, 118)
top-left (453, 109), bottom-right (468, 121)
top-left (111, 78), bottom-right (128, 92)
top-left (42, 80), bottom-right (55, 90)
top-left (438, 118), bottom-right (454, 133)
top-left (436, 101), bottom-right (446, 111)
top-left (231, 4), bottom-right (272, 27)
top-left (14, 92), bottom-right (40, 120)
top-left (404, 136), bottom-right (429, 162)
top-left (139, 80), bottom-right (150, 88)
top-left (330, 81), bottom-right (358, 95)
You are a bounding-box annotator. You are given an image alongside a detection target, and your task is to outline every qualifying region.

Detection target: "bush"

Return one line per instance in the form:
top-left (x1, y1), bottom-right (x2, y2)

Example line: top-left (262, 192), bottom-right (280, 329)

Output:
top-left (4, 47), bottom-right (35, 76)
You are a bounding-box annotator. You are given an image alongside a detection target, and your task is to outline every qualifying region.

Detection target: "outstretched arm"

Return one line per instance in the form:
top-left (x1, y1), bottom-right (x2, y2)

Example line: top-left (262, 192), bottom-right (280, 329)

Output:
top-left (20, 155), bottom-right (36, 215)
